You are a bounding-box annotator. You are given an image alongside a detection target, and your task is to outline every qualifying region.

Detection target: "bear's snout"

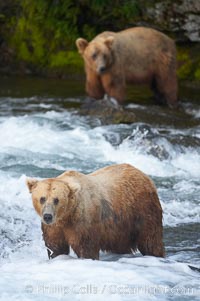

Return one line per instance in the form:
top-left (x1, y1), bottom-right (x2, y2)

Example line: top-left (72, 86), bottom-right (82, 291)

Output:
top-left (98, 66), bottom-right (106, 74)
top-left (43, 213), bottom-right (53, 224)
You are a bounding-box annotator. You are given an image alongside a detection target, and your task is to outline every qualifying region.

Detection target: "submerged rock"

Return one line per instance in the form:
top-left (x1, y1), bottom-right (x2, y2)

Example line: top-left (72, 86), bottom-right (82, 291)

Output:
top-left (79, 97), bottom-right (136, 125)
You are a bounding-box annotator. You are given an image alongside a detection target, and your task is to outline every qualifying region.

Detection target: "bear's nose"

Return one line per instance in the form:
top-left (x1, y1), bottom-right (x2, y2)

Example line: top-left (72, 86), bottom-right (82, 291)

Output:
top-left (43, 213), bottom-right (53, 224)
top-left (99, 66), bottom-right (106, 73)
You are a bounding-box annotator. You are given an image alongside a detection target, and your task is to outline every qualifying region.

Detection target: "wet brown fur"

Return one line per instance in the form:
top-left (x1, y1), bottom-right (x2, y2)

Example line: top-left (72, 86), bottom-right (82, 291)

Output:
top-left (76, 27), bottom-right (178, 108)
top-left (27, 164), bottom-right (165, 260)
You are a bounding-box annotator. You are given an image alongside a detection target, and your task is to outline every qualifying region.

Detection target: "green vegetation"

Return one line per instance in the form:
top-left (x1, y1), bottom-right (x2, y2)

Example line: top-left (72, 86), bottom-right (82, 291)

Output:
top-left (177, 46), bottom-right (200, 81)
top-left (177, 48), bottom-right (193, 80)
top-left (1, 0), bottom-right (140, 75)
top-left (0, 0), bottom-right (199, 80)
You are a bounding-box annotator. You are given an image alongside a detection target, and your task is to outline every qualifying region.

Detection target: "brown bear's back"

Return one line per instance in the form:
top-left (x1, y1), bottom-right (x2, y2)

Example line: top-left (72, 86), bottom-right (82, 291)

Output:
top-left (93, 27), bottom-right (175, 83)
top-left (87, 164), bottom-right (162, 254)
top-left (88, 163), bottom-right (161, 213)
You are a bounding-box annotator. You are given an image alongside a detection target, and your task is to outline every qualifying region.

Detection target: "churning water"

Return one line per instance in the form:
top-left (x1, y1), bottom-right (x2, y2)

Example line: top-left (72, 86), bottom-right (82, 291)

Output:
top-left (0, 77), bottom-right (199, 300)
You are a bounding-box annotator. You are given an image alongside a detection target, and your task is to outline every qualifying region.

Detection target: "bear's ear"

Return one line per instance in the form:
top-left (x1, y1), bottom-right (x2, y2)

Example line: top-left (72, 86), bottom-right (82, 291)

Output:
top-left (104, 36), bottom-right (114, 49)
top-left (26, 178), bottom-right (38, 193)
top-left (76, 38), bottom-right (88, 54)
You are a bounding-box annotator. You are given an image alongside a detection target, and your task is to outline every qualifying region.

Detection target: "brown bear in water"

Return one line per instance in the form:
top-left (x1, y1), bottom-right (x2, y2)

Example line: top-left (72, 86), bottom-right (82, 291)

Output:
top-left (26, 163), bottom-right (164, 259)
top-left (76, 27), bottom-right (178, 108)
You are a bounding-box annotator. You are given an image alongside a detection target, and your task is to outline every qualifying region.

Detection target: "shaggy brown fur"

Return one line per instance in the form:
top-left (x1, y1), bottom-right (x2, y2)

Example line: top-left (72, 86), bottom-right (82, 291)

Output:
top-left (76, 27), bottom-right (178, 108)
top-left (27, 164), bottom-right (164, 259)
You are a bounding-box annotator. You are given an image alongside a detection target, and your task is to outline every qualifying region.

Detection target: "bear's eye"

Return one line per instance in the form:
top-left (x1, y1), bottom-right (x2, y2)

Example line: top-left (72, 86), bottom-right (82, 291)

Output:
top-left (40, 197), bottom-right (46, 204)
top-left (54, 198), bottom-right (59, 205)
top-left (92, 52), bottom-right (97, 60)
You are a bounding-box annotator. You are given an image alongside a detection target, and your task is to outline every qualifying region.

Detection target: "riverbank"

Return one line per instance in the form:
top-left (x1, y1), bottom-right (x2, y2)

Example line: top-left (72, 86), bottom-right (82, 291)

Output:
top-left (0, 1), bottom-right (200, 81)
top-left (1, 43), bottom-right (200, 82)
top-left (0, 75), bottom-right (199, 128)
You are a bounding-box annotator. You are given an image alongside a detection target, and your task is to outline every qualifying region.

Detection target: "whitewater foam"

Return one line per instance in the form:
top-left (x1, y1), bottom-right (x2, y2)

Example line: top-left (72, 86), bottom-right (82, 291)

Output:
top-left (0, 97), bottom-right (200, 301)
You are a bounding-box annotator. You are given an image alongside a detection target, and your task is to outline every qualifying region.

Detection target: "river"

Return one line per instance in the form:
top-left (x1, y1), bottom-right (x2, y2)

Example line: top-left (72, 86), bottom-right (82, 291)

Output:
top-left (0, 76), bottom-right (199, 301)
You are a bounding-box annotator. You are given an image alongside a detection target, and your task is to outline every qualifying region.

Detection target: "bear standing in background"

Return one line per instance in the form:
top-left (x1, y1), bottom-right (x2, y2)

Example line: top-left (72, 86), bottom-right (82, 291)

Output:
top-left (26, 163), bottom-right (164, 260)
top-left (76, 27), bottom-right (178, 108)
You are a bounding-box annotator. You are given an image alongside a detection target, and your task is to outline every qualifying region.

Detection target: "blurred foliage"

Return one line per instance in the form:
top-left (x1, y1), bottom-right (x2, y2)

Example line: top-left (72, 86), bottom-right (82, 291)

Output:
top-left (2, 0), bottom-right (140, 74)
top-left (0, 0), bottom-right (199, 79)
top-left (177, 48), bottom-right (193, 80)
top-left (177, 46), bottom-right (200, 81)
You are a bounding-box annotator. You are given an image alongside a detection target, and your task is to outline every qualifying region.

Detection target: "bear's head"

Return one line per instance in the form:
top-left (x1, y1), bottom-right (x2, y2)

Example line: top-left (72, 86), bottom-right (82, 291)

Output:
top-left (26, 178), bottom-right (80, 225)
top-left (76, 36), bottom-right (114, 74)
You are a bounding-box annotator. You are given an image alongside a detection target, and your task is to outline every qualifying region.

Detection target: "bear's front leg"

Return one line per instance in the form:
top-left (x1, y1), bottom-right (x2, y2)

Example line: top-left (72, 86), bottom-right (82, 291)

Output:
top-left (72, 242), bottom-right (99, 260)
top-left (85, 69), bottom-right (105, 100)
top-left (75, 248), bottom-right (99, 260)
top-left (42, 223), bottom-right (70, 259)
top-left (101, 74), bottom-right (126, 104)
